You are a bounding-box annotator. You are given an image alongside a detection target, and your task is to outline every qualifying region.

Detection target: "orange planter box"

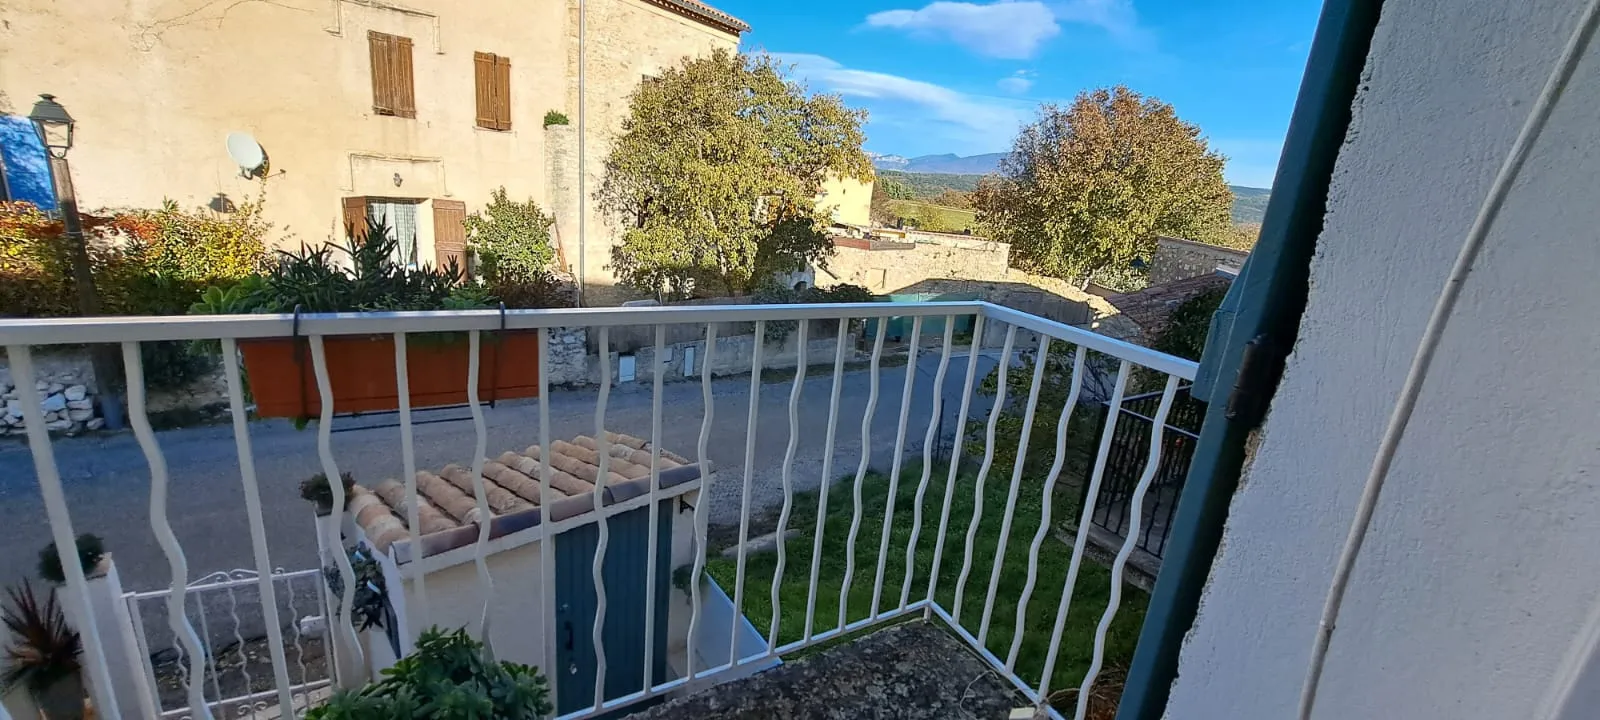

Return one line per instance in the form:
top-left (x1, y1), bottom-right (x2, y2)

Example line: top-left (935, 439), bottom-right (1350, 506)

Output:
top-left (239, 332), bottom-right (542, 418)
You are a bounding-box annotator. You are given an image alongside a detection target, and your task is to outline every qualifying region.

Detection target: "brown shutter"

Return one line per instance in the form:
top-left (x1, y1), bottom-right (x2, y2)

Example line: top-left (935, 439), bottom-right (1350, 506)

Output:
top-left (368, 31), bottom-right (392, 115)
top-left (395, 35), bottom-right (416, 118)
top-left (343, 197), bottom-right (369, 243)
top-left (474, 52), bottom-right (496, 129)
top-left (432, 199), bottom-right (467, 274)
top-left (493, 55), bottom-right (512, 130)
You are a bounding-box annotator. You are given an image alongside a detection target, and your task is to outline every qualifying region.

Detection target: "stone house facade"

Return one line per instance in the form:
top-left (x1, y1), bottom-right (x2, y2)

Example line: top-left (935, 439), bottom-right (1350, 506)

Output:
top-left (0, 0), bottom-right (745, 302)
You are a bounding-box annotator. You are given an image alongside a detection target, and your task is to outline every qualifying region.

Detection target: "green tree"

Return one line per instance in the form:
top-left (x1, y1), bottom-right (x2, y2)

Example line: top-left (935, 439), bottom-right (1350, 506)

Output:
top-left (463, 187), bottom-right (556, 282)
top-left (975, 86), bottom-right (1233, 283)
top-left (597, 49), bottom-right (873, 298)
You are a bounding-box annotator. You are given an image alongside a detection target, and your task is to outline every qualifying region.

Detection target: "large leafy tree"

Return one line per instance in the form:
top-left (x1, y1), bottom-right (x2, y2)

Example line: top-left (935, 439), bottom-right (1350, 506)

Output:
top-left (975, 86), bottom-right (1233, 283)
top-left (598, 50), bottom-right (873, 298)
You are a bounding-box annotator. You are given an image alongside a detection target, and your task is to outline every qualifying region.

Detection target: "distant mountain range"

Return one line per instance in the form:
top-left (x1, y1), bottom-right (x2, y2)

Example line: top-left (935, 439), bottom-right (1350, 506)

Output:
top-left (869, 152), bottom-right (1008, 174)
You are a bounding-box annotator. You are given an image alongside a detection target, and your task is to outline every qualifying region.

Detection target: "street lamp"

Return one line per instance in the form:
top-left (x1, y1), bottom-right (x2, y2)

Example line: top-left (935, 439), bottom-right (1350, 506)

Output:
top-left (28, 93), bottom-right (75, 159)
top-left (29, 93), bottom-right (124, 428)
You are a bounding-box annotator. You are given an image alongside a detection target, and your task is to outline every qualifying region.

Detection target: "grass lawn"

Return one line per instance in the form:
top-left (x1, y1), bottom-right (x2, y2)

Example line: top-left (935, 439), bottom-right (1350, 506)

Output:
top-left (884, 200), bottom-right (979, 233)
top-left (704, 459), bottom-right (1147, 715)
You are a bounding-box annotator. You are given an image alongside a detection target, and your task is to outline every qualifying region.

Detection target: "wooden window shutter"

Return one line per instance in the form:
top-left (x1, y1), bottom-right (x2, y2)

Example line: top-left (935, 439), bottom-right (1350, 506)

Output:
top-left (474, 52), bottom-right (496, 129)
top-left (369, 32), bottom-right (415, 118)
top-left (342, 197), bottom-right (369, 243)
top-left (395, 35), bottom-right (416, 118)
top-left (432, 199), bottom-right (468, 274)
top-left (493, 55), bottom-right (512, 130)
top-left (369, 32), bottom-right (392, 115)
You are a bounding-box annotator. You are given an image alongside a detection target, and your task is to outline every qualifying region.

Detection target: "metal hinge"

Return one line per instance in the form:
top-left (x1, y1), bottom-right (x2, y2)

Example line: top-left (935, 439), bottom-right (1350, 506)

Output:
top-left (1225, 334), bottom-right (1278, 426)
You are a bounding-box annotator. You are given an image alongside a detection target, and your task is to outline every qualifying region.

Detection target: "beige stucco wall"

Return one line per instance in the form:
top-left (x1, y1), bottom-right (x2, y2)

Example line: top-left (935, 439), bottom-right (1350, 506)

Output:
top-left (816, 175), bottom-right (873, 227)
top-left (0, 0), bottom-right (738, 282)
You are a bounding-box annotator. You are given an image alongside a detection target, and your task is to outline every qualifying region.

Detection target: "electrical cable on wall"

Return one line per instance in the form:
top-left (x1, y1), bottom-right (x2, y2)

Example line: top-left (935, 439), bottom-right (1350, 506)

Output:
top-left (1297, 1), bottom-right (1600, 717)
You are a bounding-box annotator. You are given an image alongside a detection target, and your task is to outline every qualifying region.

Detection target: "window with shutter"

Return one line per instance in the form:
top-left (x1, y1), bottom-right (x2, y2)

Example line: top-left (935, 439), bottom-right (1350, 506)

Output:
top-left (369, 31), bottom-right (416, 119)
top-left (474, 52), bottom-right (512, 130)
top-left (342, 197), bottom-right (369, 242)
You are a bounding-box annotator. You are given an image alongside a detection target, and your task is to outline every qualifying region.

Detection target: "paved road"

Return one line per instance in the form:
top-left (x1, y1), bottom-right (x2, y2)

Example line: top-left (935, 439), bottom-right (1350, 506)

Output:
top-left (0, 351), bottom-right (1003, 592)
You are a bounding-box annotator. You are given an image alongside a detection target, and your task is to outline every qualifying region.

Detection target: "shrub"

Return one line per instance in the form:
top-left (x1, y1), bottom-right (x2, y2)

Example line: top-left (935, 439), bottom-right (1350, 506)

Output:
top-left (36, 534), bottom-right (106, 585)
top-left (1, 581), bottom-right (81, 696)
top-left (306, 627), bottom-right (551, 720)
top-left (298, 472), bottom-right (356, 512)
top-left (543, 110), bottom-right (569, 127)
top-left (1152, 287), bottom-right (1226, 362)
top-left (463, 188), bottom-right (556, 283)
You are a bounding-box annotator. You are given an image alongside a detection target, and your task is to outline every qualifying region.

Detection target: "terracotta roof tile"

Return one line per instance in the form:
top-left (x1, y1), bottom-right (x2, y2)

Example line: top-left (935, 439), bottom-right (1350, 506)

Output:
top-left (351, 433), bottom-right (703, 559)
top-left (647, 0), bottom-right (749, 33)
top-left (1107, 274), bottom-right (1232, 338)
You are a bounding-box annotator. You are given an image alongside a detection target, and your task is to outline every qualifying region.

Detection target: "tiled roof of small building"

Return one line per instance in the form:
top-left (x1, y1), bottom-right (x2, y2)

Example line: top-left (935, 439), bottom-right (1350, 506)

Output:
top-left (350, 432), bottom-right (702, 560)
top-left (1106, 274), bottom-right (1232, 337)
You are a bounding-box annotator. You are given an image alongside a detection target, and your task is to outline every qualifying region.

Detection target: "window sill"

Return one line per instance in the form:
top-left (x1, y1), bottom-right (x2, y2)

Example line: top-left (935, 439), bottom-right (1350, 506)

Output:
top-left (474, 126), bottom-right (514, 134)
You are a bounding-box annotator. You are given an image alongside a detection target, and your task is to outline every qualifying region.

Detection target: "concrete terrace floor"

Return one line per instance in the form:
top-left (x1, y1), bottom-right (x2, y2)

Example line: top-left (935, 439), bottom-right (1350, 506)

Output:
top-left (629, 622), bottom-right (1024, 720)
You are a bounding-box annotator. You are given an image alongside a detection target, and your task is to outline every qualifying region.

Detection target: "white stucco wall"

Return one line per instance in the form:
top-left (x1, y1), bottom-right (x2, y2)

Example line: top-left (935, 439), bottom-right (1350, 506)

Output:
top-left (1165, 1), bottom-right (1600, 718)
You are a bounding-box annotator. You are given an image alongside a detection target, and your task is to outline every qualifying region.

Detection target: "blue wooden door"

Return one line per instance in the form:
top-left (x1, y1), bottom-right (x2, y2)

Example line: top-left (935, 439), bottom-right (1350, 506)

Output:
top-left (554, 502), bottom-right (673, 715)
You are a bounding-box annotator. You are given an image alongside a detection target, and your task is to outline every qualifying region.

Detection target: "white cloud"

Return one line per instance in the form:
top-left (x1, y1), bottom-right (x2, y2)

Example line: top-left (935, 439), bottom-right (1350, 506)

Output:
top-left (776, 53), bottom-right (1032, 155)
top-left (1050, 0), bottom-right (1150, 46)
top-left (865, 2), bottom-right (1060, 59)
top-left (997, 70), bottom-right (1035, 94)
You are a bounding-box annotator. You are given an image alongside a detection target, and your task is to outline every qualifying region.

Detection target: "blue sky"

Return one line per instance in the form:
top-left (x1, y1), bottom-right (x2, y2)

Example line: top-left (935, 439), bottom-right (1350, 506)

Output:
top-left (710, 0), bottom-right (1325, 188)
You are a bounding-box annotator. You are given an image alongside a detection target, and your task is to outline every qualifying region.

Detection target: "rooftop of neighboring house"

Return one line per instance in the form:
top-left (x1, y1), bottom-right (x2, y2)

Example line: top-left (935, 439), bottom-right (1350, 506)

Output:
top-left (348, 432), bottom-right (704, 561)
top-left (1107, 273), bottom-right (1233, 338)
top-left (652, 0), bottom-right (750, 34)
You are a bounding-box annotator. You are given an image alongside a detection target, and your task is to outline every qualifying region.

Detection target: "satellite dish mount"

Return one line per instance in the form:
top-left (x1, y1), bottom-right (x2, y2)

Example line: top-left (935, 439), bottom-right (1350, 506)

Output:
top-left (225, 132), bottom-right (271, 179)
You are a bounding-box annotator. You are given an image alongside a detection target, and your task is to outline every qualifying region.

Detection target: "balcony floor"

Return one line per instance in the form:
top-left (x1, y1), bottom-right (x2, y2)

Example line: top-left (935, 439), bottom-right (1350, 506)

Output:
top-left (630, 621), bottom-right (1025, 719)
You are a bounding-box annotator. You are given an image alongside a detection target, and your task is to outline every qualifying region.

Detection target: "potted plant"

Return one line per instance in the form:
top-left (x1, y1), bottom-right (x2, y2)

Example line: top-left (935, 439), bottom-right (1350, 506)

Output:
top-left (307, 626), bottom-right (550, 720)
top-left (300, 472), bottom-right (357, 515)
top-left (36, 535), bottom-right (105, 586)
top-left (191, 218), bottom-right (544, 419)
top-left (2, 581), bottom-right (84, 720)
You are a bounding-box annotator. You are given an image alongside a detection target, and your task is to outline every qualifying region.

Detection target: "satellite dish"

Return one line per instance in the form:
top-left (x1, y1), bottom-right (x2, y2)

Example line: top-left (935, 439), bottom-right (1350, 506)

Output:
top-left (225, 132), bottom-right (268, 178)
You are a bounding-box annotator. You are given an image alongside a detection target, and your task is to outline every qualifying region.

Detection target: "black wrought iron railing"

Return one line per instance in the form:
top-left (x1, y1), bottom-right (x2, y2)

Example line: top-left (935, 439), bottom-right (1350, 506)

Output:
top-left (1080, 386), bottom-right (1204, 559)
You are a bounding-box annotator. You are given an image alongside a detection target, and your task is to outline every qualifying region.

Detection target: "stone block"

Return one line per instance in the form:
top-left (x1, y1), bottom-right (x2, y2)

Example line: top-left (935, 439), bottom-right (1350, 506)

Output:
top-left (45, 382), bottom-right (64, 395)
top-left (66, 399), bottom-right (93, 411)
top-left (45, 419), bottom-right (72, 431)
top-left (86, 418), bottom-right (105, 431)
top-left (67, 409), bottom-right (94, 422)
top-left (36, 381), bottom-right (49, 392)
top-left (64, 385), bottom-right (87, 402)
top-left (41, 394), bottom-right (67, 413)
top-left (5, 400), bottom-right (20, 418)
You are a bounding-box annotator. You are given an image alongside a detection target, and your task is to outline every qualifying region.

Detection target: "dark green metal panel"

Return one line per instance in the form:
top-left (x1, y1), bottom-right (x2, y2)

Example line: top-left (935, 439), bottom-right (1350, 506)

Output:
top-left (1115, 1), bottom-right (1385, 718)
top-left (868, 292), bottom-right (979, 340)
top-left (554, 502), bottom-right (673, 716)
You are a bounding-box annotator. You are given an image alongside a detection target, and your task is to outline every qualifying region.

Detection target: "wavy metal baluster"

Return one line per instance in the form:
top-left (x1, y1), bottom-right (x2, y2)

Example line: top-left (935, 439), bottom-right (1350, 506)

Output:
top-left (465, 330), bottom-right (495, 650)
top-left (1036, 360), bottom-right (1131, 702)
top-left (220, 339), bottom-right (295, 713)
top-left (225, 583), bottom-right (255, 717)
top-left (1007, 345), bottom-right (1086, 670)
top-left (901, 316), bottom-right (954, 611)
top-left (394, 332), bottom-right (426, 634)
top-left (197, 589), bottom-right (224, 705)
top-left (307, 335), bottom-right (364, 679)
top-left (685, 323), bottom-right (717, 676)
top-left (644, 325), bottom-right (665, 690)
top-left (283, 573), bottom-right (310, 710)
top-left (591, 327), bottom-right (612, 710)
top-left (769, 320), bottom-right (806, 652)
top-left (537, 327), bottom-right (558, 712)
top-left (953, 325), bottom-right (1016, 624)
top-left (872, 316), bottom-right (920, 619)
top-left (1072, 374), bottom-right (1178, 720)
top-left (925, 314), bottom-right (985, 616)
top-left (804, 320), bottom-right (849, 641)
top-left (126, 341), bottom-right (214, 718)
top-left (979, 335), bottom-right (1051, 645)
top-left (838, 319), bottom-right (887, 630)
top-left (730, 320), bottom-right (764, 664)
top-left (7, 345), bottom-right (123, 719)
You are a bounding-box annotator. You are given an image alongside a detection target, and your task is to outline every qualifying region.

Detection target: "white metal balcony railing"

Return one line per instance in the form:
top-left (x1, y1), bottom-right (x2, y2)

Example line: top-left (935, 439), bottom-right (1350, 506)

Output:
top-left (0, 301), bottom-right (1197, 720)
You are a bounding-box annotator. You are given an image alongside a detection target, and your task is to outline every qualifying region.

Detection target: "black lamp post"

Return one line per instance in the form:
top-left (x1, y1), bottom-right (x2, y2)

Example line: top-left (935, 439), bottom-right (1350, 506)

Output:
top-left (30, 94), bottom-right (124, 428)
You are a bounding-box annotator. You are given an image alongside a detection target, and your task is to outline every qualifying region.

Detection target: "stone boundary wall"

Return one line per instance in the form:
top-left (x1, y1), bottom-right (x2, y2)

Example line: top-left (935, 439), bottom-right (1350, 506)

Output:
top-left (1149, 236), bottom-right (1249, 285)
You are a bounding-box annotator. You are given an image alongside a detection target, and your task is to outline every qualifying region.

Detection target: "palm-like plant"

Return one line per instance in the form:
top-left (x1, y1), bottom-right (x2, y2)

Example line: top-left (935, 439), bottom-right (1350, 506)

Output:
top-left (2, 580), bottom-right (81, 695)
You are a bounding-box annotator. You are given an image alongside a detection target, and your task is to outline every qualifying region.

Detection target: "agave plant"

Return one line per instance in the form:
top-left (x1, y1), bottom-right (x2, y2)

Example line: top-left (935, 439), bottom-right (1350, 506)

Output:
top-left (2, 580), bottom-right (81, 695)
